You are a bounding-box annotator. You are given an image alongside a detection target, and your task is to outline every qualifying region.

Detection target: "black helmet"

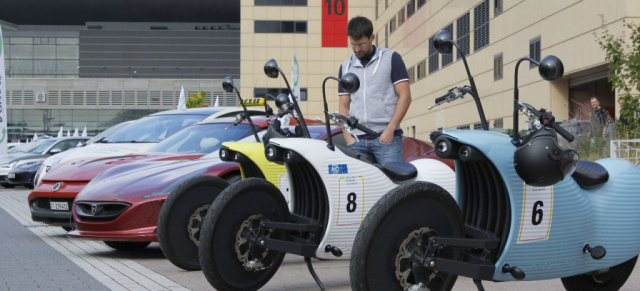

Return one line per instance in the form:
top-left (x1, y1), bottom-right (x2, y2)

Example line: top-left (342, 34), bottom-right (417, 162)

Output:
top-left (514, 129), bottom-right (579, 187)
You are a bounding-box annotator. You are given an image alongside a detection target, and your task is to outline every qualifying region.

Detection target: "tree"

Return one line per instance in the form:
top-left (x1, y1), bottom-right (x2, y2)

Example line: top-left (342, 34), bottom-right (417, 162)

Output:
top-left (594, 16), bottom-right (640, 139)
top-left (186, 91), bottom-right (206, 108)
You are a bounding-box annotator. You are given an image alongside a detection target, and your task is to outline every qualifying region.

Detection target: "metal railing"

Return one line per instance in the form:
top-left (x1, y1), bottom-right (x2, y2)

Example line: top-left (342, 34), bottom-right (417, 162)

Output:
top-left (611, 139), bottom-right (640, 166)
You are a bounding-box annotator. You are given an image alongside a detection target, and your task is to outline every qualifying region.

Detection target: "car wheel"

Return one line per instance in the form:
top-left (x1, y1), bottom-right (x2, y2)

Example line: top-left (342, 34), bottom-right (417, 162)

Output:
top-left (199, 178), bottom-right (290, 291)
top-left (157, 175), bottom-right (229, 271)
top-left (103, 241), bottom-right (151, 251)
top-left (561, 256), bottom-right (637, 291)
top-left (350, 181), bottom-right (464, 291)
top-left (224, 174), bottom-right (242, 184)
top-left (1, 183), bottom-right (15, 188)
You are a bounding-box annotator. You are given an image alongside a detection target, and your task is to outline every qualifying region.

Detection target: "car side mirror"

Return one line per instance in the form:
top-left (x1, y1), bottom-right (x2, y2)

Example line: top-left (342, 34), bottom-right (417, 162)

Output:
top-left (49, 148), bottom-right (62, 155)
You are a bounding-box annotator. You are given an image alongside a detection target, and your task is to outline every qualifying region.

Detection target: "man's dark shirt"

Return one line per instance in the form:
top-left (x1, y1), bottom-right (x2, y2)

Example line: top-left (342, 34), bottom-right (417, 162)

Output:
top-left (592, 107), bottom-right (611, 126)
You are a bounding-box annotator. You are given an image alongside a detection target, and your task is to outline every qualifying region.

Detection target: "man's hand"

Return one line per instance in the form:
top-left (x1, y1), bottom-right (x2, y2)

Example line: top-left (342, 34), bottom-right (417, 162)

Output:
top-left (379, 128), bottom-right (395, 144)
top-left (345, 133), bottom-right (356, 146)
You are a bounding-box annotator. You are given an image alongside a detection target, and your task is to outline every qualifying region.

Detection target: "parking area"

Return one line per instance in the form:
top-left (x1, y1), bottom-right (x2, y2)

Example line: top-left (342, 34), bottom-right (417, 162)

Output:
top-left (1, 188), bottom-right (639, 291)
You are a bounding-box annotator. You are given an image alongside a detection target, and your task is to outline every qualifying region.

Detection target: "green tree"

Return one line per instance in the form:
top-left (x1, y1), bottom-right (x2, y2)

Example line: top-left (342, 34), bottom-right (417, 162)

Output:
top-left (594, 16), bottom-right (640, 139)
top-left (186, 91), bottom-right (206, 108)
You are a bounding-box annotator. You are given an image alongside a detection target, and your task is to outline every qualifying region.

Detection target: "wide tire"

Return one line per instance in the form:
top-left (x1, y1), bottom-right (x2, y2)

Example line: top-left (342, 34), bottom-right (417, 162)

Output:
top-left (350, 181), bottom-right (464, 291)
top-left (198, 178), bottom-right (290, 291)
top-left (104, 241), bottom-right (151, 251)
top-left (157, 175), bottom-right (230, 271)
top-left (561, 256), bottom-right (638, 291)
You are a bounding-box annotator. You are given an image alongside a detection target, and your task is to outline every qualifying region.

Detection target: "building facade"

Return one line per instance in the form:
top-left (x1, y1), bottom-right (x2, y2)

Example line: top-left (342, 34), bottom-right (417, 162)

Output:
top-left (240, 0), bottom-right (639, 141)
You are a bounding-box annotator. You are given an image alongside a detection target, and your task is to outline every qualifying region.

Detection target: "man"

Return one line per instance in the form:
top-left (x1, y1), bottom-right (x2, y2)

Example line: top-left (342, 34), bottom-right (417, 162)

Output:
top-left (618, 98), bottom-right (630, 126)
top-left (338, 16), bottom-right (411, 165)
top-left (589, 97), bottom-right (612, 140)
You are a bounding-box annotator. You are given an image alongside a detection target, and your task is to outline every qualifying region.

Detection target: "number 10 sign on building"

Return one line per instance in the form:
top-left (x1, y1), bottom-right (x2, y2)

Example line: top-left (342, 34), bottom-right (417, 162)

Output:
top-left (322, 0), bottom-right (348, 47)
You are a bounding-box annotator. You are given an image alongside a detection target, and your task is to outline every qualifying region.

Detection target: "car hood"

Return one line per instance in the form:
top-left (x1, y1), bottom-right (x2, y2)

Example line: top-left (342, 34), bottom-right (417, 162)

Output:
top-left (42, 152), bottom-right (204, 182)
top-left (0, 153), bottom-right (45, 164)
top-left (42, 143), bottom-right (155, 167)
top-left (75, 156), bottom-right (231, 202)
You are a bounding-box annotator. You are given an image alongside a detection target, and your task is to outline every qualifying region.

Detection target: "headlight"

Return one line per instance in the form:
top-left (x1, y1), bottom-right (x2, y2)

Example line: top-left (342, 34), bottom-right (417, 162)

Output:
top-left (15, 160), bottom-right (42, 168)
top-left (1, 161), bottom-right (18, 168)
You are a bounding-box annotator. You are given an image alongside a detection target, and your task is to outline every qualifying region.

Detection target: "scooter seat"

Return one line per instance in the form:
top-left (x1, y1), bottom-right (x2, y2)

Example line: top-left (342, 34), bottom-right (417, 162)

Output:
top-left (379, 161), bottom-right (418, 182)
top-left (572, 160), bottom-right (608, 188)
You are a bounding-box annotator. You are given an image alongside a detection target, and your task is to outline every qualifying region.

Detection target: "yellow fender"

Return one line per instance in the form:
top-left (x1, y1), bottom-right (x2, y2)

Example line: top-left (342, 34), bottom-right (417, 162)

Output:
top-left (221, 141), bottom-right (289, 193)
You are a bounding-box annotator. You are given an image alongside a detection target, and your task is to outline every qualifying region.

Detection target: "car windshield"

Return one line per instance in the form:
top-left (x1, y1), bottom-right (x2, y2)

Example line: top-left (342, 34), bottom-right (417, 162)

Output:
top-left (87, 121), bottom-right (135, 145)
top-left (148, 123), bottom-right (257, 154)
top-left (103, 114), bottom-right (207, 143)
top-left (15, 139), bottom-right (57, 154)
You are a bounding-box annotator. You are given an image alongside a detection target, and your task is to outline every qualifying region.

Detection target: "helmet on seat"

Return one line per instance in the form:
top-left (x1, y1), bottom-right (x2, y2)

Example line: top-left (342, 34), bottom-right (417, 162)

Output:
top-left (514, 129), bottom-right (579, 187)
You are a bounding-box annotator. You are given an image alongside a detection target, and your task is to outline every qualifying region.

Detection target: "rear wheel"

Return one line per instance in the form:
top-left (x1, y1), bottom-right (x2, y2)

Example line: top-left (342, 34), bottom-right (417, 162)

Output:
top-left (157, 175), bottom-right (229, 271)
top-left (199, 178), bottom-right (290, 291)
top-left (104, 241), bottom-right (151, 251)
top-left (350, 181), bottom-right (464, 291)
top-left (561, 256), bottom-right (637, 291)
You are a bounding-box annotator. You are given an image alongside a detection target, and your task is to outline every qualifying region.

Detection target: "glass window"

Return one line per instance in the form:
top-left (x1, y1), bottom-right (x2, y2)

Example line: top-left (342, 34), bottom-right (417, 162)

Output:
top-left (428, 36), bottom-right (438, 73)
top-left (474, 0), bottom-right (490, 51)
top-left (56, 60), bottom-right (79, 75)
top-left (56, 38), bottom-right (79, 45)
top-left (457, 13), bottom-right (471, 59)
top-left (494, 53), bottom-right (503, 80)
top-left (51, 139), bottom-right (86, 152)
top-left (57, 45), bottom-right (79, 59)
top-left (255, 0), bottom-right (307, 5)
top-left (10, 38), bottom-right (33, 44)
top-left (149, 123), bottom-right (257, 154)
top-left (34, 60), bottom-right (56, 75)
top-left (254, 88), bottom-right (308, 101)
top-left (442, 24), bottom-right (454, 67)
top-left (22, 139), bottom-right (57, 154)
top-left (530, 37), bottom-right (541, 68)
top-left (11, 45), bottom-right (33, 59)
top-left (254, 21), bottom-right (307, 33)
top-left (34, 45), bottom-right (56, 59)
top-left (494, 0), bottom-right (503, 15)
top-left (417, 59), bottom-right (426, 80)
top-left (103, 113), bottom-right (207, 143)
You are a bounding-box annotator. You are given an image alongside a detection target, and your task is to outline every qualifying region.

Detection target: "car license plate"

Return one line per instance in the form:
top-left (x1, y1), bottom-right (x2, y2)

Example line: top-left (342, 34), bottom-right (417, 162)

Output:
top-left (50, 201), bottom-right (69, 211)
top-left (8, 173), bottom-right (15, 179)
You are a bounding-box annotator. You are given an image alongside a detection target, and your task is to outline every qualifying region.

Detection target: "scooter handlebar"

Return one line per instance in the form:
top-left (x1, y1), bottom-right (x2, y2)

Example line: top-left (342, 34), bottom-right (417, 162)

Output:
top-left (551, 122), bottom-right (575, 142)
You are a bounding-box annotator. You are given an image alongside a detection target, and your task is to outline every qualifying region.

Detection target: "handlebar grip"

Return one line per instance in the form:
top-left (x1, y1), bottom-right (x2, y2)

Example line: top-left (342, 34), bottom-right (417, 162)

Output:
top-left (434, 92), bottom-right (450, 104)
top-left (551, 122), bottom-right (574, 142)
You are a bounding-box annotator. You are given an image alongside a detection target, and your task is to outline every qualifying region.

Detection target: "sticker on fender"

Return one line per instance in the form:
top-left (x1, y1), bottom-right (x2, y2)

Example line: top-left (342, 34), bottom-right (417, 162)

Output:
top-left (336, 176), bottom-right (364, 226)
top-left (518, 184), bottom-right (553, 243)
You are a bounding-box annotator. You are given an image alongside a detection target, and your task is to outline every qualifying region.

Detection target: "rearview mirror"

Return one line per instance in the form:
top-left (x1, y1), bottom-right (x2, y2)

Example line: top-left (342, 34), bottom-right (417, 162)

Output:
top-left (339, 73), bottom-right (360, 94)
top-left (264, 59), bottom-right (280, 79)
top-left (433, 30), bottom-right (454, 55)
top-left (538, 55), bottom-right (564, 82)
top-left (222, 76), bottom-right (235, 93)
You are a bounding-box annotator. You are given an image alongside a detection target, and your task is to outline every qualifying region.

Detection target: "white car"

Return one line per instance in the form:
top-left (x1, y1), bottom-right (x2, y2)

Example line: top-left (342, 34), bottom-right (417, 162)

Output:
top-left (35, 107), bottom-right (265, 186)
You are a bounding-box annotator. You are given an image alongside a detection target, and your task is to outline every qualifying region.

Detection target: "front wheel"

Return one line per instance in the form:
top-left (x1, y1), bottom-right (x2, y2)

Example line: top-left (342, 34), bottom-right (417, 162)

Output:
top-left (350, 181), bottom-right (464, 291)
top-left (157, 175), bottom-right (229, 271)
top-left (198, 178), bottom-right (290, 291)
top-left (561, 256), bottom-right (638, 291)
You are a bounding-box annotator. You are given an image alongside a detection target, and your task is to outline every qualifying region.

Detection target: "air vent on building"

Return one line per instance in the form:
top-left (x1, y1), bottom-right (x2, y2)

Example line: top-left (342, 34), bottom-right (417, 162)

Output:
top-left (36, 92), bottom-right (46, 103)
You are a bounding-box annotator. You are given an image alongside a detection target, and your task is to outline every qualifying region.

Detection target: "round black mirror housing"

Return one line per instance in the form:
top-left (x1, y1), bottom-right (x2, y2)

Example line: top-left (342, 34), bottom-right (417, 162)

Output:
top-left (275, 93), bottom-right (289, 109)
top-left (538, 55), bottom-right (564, 82)
top-left (339, 73), bottom-right (360, 94)
top-left (434, 30), bottom-right (454, 55)
top-left (222, 76), bottom-right (235, 93)
top-left (264, 59), bottom-right (280, 79)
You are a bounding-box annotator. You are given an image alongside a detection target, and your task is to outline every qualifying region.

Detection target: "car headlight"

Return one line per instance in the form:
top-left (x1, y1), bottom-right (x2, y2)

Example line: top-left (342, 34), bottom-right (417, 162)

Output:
top-left (15, 160), bottom-right (42, 169)
top-left (0, 161), bottom-right (18, 168)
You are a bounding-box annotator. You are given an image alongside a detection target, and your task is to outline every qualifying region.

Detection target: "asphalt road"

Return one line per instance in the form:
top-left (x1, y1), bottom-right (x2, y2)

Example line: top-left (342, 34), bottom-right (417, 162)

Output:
top-left (1, 188), bottom-right (639, 291)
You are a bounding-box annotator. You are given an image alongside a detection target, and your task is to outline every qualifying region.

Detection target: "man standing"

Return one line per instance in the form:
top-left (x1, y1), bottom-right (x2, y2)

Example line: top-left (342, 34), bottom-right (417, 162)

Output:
top-left (338, 16), bottom-right (411, 165)
top-left (589, 97), bottom-right (613, 140)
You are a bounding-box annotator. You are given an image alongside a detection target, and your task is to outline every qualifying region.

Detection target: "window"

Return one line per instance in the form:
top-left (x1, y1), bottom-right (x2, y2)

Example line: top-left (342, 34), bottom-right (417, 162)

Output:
top-left (457, 13), bottom-right (470, 59)
top-left (530, 37), bottom-right (541, 68)
top-left (473, 123), bottom-right (482, 130)
top-left (254, 88), bottom-right (308, 101)
top-left (407, 0), bottom-right (416, 18)
top-left (494, 0), bottom-right (503, 15)
top-left (428, 36), bottom-right (439, 73)
top-left (408, 66), bottom-right (416, 84)
top-left (417, 0), bottom-right (426, 9)
top-left (411, 125), bottom-right (416, 138)
top-left (457, 124), bottom-right (471, 130)
top-left (389, 16), bottom-right (397, 34)
top-left (255, 0), bottom-right (307, 5)
top-left (417, 59), bottom-right (427, 80)
top-left (398, 8), bottom-right (405, 26)
top-left (441, 24), bottom-right (454, 67)
top-left (254, 21), bottom-right (307, 33)
top-left (385, 25), bottom-right (389, 48)
top-left (474, 0), bottom-right (490, 51)
top-left (494, 53), bottom-right (503, 80)
top-left (494, 118), bottom-right (503, 128)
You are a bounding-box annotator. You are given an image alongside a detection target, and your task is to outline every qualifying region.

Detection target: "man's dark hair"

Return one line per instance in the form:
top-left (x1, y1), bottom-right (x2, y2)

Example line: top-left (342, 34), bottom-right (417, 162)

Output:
top-left (347, 16), bottom-right (373, 39)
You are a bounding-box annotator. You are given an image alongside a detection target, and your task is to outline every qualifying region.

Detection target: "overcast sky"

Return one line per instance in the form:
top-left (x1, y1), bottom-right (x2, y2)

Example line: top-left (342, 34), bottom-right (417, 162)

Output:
top-left (0, 0), bottom-right (239, 25)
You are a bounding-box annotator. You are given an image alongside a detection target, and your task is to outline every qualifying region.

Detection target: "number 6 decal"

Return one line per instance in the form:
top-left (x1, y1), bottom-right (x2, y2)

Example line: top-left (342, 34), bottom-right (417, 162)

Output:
top-left (337, 176), bottom-right (364, 226)
top-left (518, 184), bottom-right (553, 243)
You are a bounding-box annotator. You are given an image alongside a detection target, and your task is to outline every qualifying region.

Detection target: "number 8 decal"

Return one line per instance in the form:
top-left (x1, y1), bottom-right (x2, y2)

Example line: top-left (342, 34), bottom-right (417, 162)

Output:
top-left (337, 176), bottom-right (364, 226)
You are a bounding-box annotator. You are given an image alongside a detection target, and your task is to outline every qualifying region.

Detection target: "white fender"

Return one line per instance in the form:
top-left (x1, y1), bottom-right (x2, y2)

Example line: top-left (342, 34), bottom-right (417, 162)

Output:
top-left (410, 158), bottom-right (456, 198)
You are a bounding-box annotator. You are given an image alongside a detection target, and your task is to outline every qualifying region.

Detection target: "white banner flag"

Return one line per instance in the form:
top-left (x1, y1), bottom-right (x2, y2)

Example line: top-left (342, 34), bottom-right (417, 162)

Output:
top-left (290, 50), bottom-right (300, 105)
top-left (0, 27), bottom-right (7, 154)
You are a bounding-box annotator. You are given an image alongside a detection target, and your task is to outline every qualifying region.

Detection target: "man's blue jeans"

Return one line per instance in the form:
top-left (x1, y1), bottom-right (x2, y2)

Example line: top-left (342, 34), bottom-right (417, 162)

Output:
top-left (347, 135), bottom-right (403, 165)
